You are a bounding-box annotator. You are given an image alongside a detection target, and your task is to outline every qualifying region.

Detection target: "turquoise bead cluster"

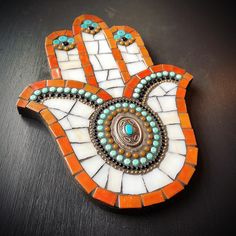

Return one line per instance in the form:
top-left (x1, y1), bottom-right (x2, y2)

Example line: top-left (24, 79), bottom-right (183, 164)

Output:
top-left (94, 101), bottom-right (162, 170)
top-left (52, 36), bottom-right (75, 51)
top-left (113, 30), bottom-right (135, 46)
top-left (81, 20), bottom-right (101, 34)
top-left (132, 71), bottom-right (183, 99)
top-left (29, 87), bottom-right (104, 105)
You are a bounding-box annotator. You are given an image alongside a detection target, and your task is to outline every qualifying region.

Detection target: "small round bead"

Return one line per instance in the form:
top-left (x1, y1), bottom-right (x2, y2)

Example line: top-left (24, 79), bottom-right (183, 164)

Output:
top-left (67, 38), bottom-right (74, 44)
top-left (141, 79), bottom-right (147, 84)
top-left (117, 30), bottom-right (125, 36)
top-left (81, 23), bottom-right (87, 29)
top-left (116, 155), bottom-right (123, 162)
top-left (133, 93), bottom-right (139, 98)
top-left (58, 36), bottom-right (67, 42)
top-left (152, 127), bottom-right (159, 133)
top-left (156, 72), bottom-right (162, 78)
top-left (64, 87), bottom-right (71, 94)
top-left (169, 71), bottom-right (175, 77)
top-left (146, 153), bottom-right (153, 160)
top-left (176, 74), bottom-right (182, 80)
top-left (97, 132), bottom-right (104, 138)
top-left (153, 140), bottom-right (159, 147)
top-left (132, 159), bottom-right (139, 167)
top-left (122, 102), bottom-right (128, 108)
top-left (57, 87), bottom-right (63, 93)
top-left (30, 95), bottom-right (37, 101)
top-left (146, 116), bottom-right (152, 122)
top-left (109, 105), bottom-right (115, 111)
top-left (141, 111), bottom-right (147, 116)
top-left (84, 19), bottom-right (92, 25)
top-left (105, 144), bottom-right (112, 151)
top-left (103, 109), bottom-right (110, 114)
top-left (90, 94), bottom-right (97, 101)
top-left (78, 89), bottom-right (85, 95)
top-left (145, 76), bottom-right (151, 81)
top-left (53, 39), bottom-right (60, 45)
top-left (129, 103), bottom-right (136, 109)
top-left (137, 83), bottom-right (143, 89)
top-left (114, 34), bottom-right (121, 40)
top-left (150, 121), bottom-right (156, 127)
top-left (125, 33), bottom-right (132, 39)
top-left (91, 22), bottom-right (98, 27)
top-left (110, 150), bottom-right (117, 157)
top-left (96, 98), bottom-right (103, 105)
top-left (140, 157), bottom-right (147, 164)
top-left (71, 88), bottom-right (78, 94)
top-left (99, 113), bottom-right (106, 119)
top-left (136, 107), bottom-right (142, 112)
top-left (41, 88), bottom-right (49, 94)
top-left (34, 90), bottom-right (41, 96)
top-left (151, 147), bottom-right (157, 153)
top-left (154, 134), bottom-right (160, 140)
top-left (134, 88), bottom-right (141, 93)
top-left (115, 103), bottom-right (121, 108)
top-left (150, 73), bottom-right (157, 79)
top-left (84, 92), bottom-right (91, 98)
top-left (97, 119), bottom-right (104, 125)
top-left (162, 71), bottom-right (168, 76)
top-left (97, 125), bottom-right (104, 131)
top-left (100, 138), bottom-right (107, 145)
top-left (49, 87), bottom-right (56, 92)
top-left (123, 158), bottom-right (131, 165)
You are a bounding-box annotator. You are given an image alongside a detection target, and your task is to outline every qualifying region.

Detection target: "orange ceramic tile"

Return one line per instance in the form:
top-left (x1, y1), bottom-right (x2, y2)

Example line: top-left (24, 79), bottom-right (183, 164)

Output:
top-left (162, 64), bottom-right (174, 71)
top-left (126, 76), bottom-right (140, 88)
top-left (179, 113), bottom-right (192, 128)
top-left (93, 188), bottom-right (117, 206)
top-left (117, 60), bottom-right (128, 72)
top-left (72, 25), bottom-right (81, 34)
top-left (51, 68), bottom-right (62, 80)
top-left (56, 136), bottom-right (73, 156)
top-left (96, 90), bottom-right (113, 101)
top-left (49, 122), bottom-right (66, 138)
top-left (45, 37), bottom-right (53, 46)
top-left (172, 66), bottom-right (186, 75)
top-left (30, 80), bottom-right (47, 90)
top-left (47, 55), bottom-right (59, 69)
top-left (47, 79), bottom-right (65, 87)
top-left (40, 109), bottom-right (57, 125)
top-left (137, 69), bottom-right (152, 78)
top-left (143, 57), bottom-right (153, 67)
top-left (119, 195), bottom-right (142, 209)
top-left (140, 47), bottom-right (150, 57)
top-left (107, 39), bottom-right (117, 49)
top-left (64, 30), bottom-right (73, 37)
top-left (79, 52), bottom-right (90, 66)
top-left (75, 171), bottom-right (97, 194)
top-left (65, 80), bottom-right (84, 89)
top-left (183, 129), bottom-right (197, 146)
top-left (121, 71), bottom-right (131, 83)
top-left (176, 98), bottom-right (187, 113)
top-left (162, 180), bottom-right (184, 199)
top-left (19, 86), bottom-right (33, 100)
top-left (47, 32), bottom-right (59, 40)
top-left (87, 75), bottom-right (98, 87)
top-left (176, 87), bottom-right (186, 98)
top-left (123, 86), bottom-right (134, 98)
top-left (64, 153), bottom-right (83, 175)
top-left (55, 30), bottom-right (67, 36)
top-left (124, 26), bottom-right (135, 33)
top-left (16, 98), bottom-right (28, 109)
top-left (103, 28), bottom-right (113, 38)
top-left (84, 84), bottom-right (100, 94)
top-left (110, 26), bottom-right (118, 33)
top-left (87, 14), bottom-right (103, 23)
top-left (183, 72), bottom-right (193, 81)
top-left (177, 164), bottom-right (195, 185)
top-left (186, 146), bottom-right (198, 165)
top-left (141, 190), bottom-right (165, 206)
top-left (179, 72), bottom-right (193, 88)
top-left (112, 48), bottom-right (123, 60)
top-left (151, 64), bottom-right (163, 72)
top-left (27, 101), bottom-right (46, 113)
top-left (83, 65), bottom-right (94, 76)
top-left (45, 45), bottom-right (55, 57)
top-left (135, 36), bottom-right (144, 46)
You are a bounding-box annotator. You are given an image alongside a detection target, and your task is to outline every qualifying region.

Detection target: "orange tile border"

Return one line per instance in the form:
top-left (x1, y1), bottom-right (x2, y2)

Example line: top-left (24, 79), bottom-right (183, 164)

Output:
top-left (93, 188), bottom-right (117, 206)
top-left (16, 98), bottom-right (28, 110)
top-left (49, 122), bottom-right (66, 138)
top-left (19, 86), bottom-right (33, 100)
top-left (26, 101), bottom-right (46, 113)
top-left (141, 190), bottom-right (165, 206)
top-left (64, 153), bottom-right (83, 175)
top-left (179, 113), bottom-right (192, 128)
top-left (96, 90), bottom-right (113, 101)
top-left (56, 136), bottom-right (73, 156)
top-left (65, 80), bottom-right (84, 89)
top-left (183, 129), bottom-right (197, 146)
top-left (177, 164), bottom-right (195, 185)
top-left (119, 195), bottom-right (142, 208)
top-left (47, 79), bottom-right (65, 87)
top-left (162, 181), bottom-right (184, 199)
top-left (75, 171), bottom-right (97, 194)
top-left (40, 109), bottom-right (57, 125)
top-left (185, 146), bottom-right (198, 165)
top-left (176, 87), bottom-right (186, 98)
top-left (176, 98), bottom-right (187, 113)
top-left (84, 84), bottom-right (100, 94)
top-left (150, 64), bottom-right (163, 73)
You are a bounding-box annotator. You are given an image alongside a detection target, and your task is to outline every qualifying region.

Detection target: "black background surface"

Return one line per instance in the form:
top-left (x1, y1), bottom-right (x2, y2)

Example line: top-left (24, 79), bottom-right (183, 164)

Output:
top-left (0, 0), bottom-right (235, 235)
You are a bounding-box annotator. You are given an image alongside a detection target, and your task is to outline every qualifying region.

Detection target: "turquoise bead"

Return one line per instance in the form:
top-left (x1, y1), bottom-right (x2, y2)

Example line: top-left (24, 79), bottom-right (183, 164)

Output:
top-left (71, 88), bottom-right (78, 94)
top-left (125, 124), bottom-right (134, 136)
top-left (41, 88), bottom-right (49, 94)
top-left (154, 134), bottom-right (160, 140)
top-left (103, 109), bottom-right (110, 114)
top-left (117, 30), bottom-right (125, 36)
top-left (91, 22), bottom-right (98, 27)
top-left (153, 140), bottom-right (159, 147)
top-left (99, 113), bottom-right (106, 119)
top-left (97, 125), bottom-right (103, 131)
top-left (147, 153), bottom-right (153, 160)
top-left (105, 144), bottom-right (112, 151)
top-left (146, 116), bottom-right (152, 122)
top-left (58, 36), bottom-right (67, 42)
top-left (109, 105), bottom-right (115, 111)
top-left (49, 87), bottom-right (56, 92)
top-left (97, 119), bottom-right (104, 125)
top-left (176, 74), bottom-right (182, 80)
top-left (96, 98), bottom-right (103, 104)
top-left (122, 102), bottom-right (128, 107)
top-left (134, 88), bottom-right (141, 93)
top-left (115, 103), bottom-right (121, 108)
top-left (153, 127), bottom-right (159, 133)
top-left (141, 111), bottom-right (147, 116)
top-left (67, 38), bottom-right (74, 44)
top-left (150, 73), bottom-right (157, 79)
top-left (140, 157), bottom-right (147, 164)
top-left (132, 159), bottom-right (139, 167)
top-left (97, 132), bottom-right (104, 138)
top-left (163, 71), bottom-right (168, 76)
top-left (81, 23), bottom-right (87, 29)
top-left (141, 79), bottom-right (147, 84)
top-left (123, 158), bottom-right (131, 165)
top-left (169, 71), bottom-right (175, 77)
top-left (57, 87), bottom-right (63, 93)
top-left (85, 92), bottom-right (91, 98)
top-left (156, 72), bottom-right (162, 78)
top-left (78, 89), bottom-right (85, 95)
top-left (53, 39), bottom-right (60, 45)
top-left (100, 138), bottom-right (107, 145)
top-left (64, 87), bottom-right (71, 93)
top-left (151, 147), bottom-right (157, 153)
top-left (84, 20), bottom-right (92, 25)
top-left (110, 150), bottom-right (117, 157)
top-left (30, 95), bottom-right (37, 101)
top-left (136, 107), bottom-right (142, 112)
top-left (34, 90), bottom-right (41, 96)
top-left (150, 121), bottom-right (156, 127)
top-left (125, 33), bottom-right (132, 39)
top-left (133, 93), bottom-right (139, 98)
top-left (129, 103), bottom-right (136, 109)
top-left (116, 155), bottom-right (123, 162)
top-left (91, 94), bottom-right (98, 101)
top-left (137, 83), bottom-right (143, 89)
top-left (114, 34), bottom-right (121, 40)
top-left (145, 76), bottom-right (151, 81)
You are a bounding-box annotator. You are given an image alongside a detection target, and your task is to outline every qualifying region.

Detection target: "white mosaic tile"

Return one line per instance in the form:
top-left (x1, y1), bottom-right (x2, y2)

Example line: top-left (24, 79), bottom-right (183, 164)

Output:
top-left (70, 101), bottom-right (94, 118)
top-left (89, 55), bottom-right (102, 71)
top-left (61, 68), bottom-right (86, 82)
top-left (68, 55), bottom-right (80, 61)
top-left (99, 79), bottom-right (124, 90)
top-left (66, 128), bottom-right (90, 143)
top-left (82, 32), bottom-right (94, 41)
top-left (157, 96), bottom-right (177, 111)
top-left (148, 86), bottom-right (166, 97)
top-left (147, 97), bottom-right (162, 112)
top-left (122, 174), bottom-right (147, 194)
top-left (158, 111), bottom-right (180, 125)
top-left (67, 115), bottom-right (89, 128)
top-left (126, 42), bottom-right (140, 54)
top-left (166, 124), bottom-right (185, 140)
top-left (85, 41), bottom-right (99, 55)
top-left (97, 54), bottom-right (118, 69)
top-left (108, 69), bottom-right (121, 80)
top-left (106, 87), bottom-right (124, 98)
top-left (44, 98), bottom-right (75, 113)
top-left (99, 40), bottom-right (111, 53)
top-left (49, 108), bottom-right (67, 120)
top-left (107, 167), bottom-right (123, 193)
top-left (121, 52), bottom-right (139, 63)
top-left (168, 140), bottom-right (187, 155)
top-left (59, 117), bottom-right (71, 130)
top-left (93, 164), bottom-right (110, 188)
top-left (55, 49), bottom-right (68, 62)
top-left (72, 143), bottom-right (97, 160)
top-left (94, 71), bottom-right (108, 82)
top-left (58, 61), bottom-right (81, 70)
top-left (160, 82), bottom-right (177, 92)
top-left (126, 61), bottom-right (147, 76)
top-left (67, 48), bottom-right (79, 55)
top-left (93, 31), bottom-right (105, 40)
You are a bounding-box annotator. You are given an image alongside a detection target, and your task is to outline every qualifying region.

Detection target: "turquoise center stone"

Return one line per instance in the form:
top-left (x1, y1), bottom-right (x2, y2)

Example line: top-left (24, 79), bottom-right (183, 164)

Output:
top-left (125, 124), bottom-right (134, 136)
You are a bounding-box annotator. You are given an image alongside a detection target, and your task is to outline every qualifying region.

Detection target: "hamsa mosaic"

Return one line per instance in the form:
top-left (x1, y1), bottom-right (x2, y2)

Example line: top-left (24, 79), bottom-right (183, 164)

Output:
top-left (17, 15), bottom-right (198, 209)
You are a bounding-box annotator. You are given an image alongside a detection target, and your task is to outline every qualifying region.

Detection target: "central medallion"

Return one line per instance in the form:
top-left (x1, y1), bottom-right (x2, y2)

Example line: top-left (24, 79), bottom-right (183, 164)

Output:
top-left (89, 98), bottom-right (168, 174)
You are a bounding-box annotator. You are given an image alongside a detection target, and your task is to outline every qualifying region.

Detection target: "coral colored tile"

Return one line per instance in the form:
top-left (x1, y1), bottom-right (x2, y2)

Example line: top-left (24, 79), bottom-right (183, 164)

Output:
top-left (103, 29), bottom-right (113, 38)
top-left (30, 80), bottom-right (47, 90)
top-left (162, 181), bottom-right (184, 199)
top-left (65, 30), bottom-right (73, 37)
top-left (46, 45), bottom-right (55, 57)
top-left (109, 26), bottom-right (117, 33)
top-left (73, 25), bottom-right (82, 34)
top-left (77, 42), bottom-right (86, 52)
top-left (183, 72), bottom-right (193, 81)
top-left (84, 84), bottom-right (99, 94)
top-left (186, 146), bottom-right (198, 165)
top-left (79, 52), bottom-right (90, 66)
top-left (51, 68), bottom-right (62, 80)
top-left (179, 72), bottom-right (193, 88)
top-left (47, 55), bottom-right (59, 69)
top-left (65, 80), bottom-right (84, 89)
top-left (40, 109), bottom-right (57, 125)
top-left (93, 188), bottom-right (118, 206)
top-left (45, 38), bottom-right (53, 46)
top-left (162, 64), bottom-right (174, 71)
top-left (140, 47), bottom-right (150, 57)
top-left (64, 153), bottom-right (82, 175)
top-left (123, 86), bottom-right (134, 98)
top-left (55, 30), bottom-right (67, 36)
top-left (87, 75), bottom-right (98, 87)
top-left (49, 122), bottom-right (66, 138)
top-left (179, 113), bottom-right (192, 128)
top-left (124, 26), bottom-right (135, 33)
top-left (117, 60), bottom-right (128, 72)
top-left (19, 86), bottom-right (33, 100)
top-left (96, 90), bottom-right (113, 101)
top-left (47, 32), bottom-right (59, 40)
top-left (172, 66), bottom-right (186, 75)
top-left (121, 71), bottom-right (131, 83)
top-left (143, 57), bottom-right (153, 66)
top-left (27, 102), bottom-right (46, 113)
top-left (119, 195), bottom-right (142, 209)
top-left (56, 137), bottom-right (73, 156)
top-left (176, 98), bottom-right (187, 113)
top-left (137, 69), bottom-right (152, 78)
top-left (16, 98), bottom-right (28, 109)
top-left (141, 190), bottom-right (165, 206)
top-left (47, 79), bottom-right (65, 87)
top-left (135, 36), bottom-right (144, 46)
top-left (75, 171), bottom-right (97, 194)
top-left (183, 129), bottom-right (197, 146)
top-left (176, 87), bottom-right (186, 98)
top-left (126, 76), bottom-right (140, 88)
top-left (107, 39), bottom-right (117, 49)
top-left (84, 65), bottom-right (94, 76)
top-left (151, 64), bottom-right (163, 72)
top-left (112, 48), bottom-right (122, 60)
top-left (177, 164), bottom-right (195, 185)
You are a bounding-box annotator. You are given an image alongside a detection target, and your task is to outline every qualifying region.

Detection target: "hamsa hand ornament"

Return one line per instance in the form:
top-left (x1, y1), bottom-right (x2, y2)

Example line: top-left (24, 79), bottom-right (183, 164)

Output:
top-left (17, 15), bottom-right (198, 209)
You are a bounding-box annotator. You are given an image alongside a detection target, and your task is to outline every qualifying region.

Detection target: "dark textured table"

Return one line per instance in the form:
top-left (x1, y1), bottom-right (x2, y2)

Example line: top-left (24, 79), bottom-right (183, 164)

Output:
top-left (0, 0), bottom-right (235, 235)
